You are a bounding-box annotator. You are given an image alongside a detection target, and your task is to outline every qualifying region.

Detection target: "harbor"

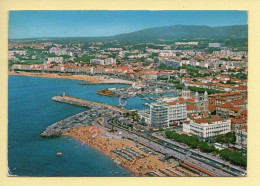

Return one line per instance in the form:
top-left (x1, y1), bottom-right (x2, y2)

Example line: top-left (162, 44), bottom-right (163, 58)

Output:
top-left (41, 94), bottom-right (128, 138)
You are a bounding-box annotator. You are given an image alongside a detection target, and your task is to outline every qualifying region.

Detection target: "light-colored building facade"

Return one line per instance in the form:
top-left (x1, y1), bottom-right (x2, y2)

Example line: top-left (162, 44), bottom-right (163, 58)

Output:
top-left (90, 58), bottom-right (116, 65)
top-left (236, 126), bottom-right (247, 147)
top-left (150, 99), bottom-right (187, 128)
top-left (104, 58), bottom-right (116, 65)
top-left (46, 57), bottom-right (64, 64)
top-left (209, 43), bottom-right (222, 48)
top-left (183, 115), bottom-right (231, 139)
top-left (90, 59), bottom-right (105, 65)
top-left (150, 102), bottom-right (169, 128)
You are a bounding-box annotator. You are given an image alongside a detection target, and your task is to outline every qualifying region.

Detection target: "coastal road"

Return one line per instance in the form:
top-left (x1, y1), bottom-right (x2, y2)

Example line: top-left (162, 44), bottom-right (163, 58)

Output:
top-left (97, 118), bottom-right (239, 176)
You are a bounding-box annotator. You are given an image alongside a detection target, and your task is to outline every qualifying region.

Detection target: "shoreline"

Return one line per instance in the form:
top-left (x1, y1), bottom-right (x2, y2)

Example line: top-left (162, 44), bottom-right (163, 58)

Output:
top-left (62, 126), bottom-right (179, 176)
top-left (9, 71), bottom-right (133, 85)
top-left (65, 133), bottom-right (136, 176)
top-left (9, 71), bottom-right (103, 82)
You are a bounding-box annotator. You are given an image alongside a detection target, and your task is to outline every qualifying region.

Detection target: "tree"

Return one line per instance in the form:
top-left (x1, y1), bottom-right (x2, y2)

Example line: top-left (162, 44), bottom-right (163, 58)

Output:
top-left (74, 55), bottom-right (94, 63)
top-left (154, 58), bottom-right (159, 63)
top-left (218, 149), bottom-right (246, 167)
top-left (175, 84), bottom-right (185, 89)
top-left (159, 127), bottom-right (164, 131)
top-left (158, 63), bottom-right (166, 70)
top-left (215, 132), bottom-right (236, 144)
top-left (140, 57), bottom-right (145, 62)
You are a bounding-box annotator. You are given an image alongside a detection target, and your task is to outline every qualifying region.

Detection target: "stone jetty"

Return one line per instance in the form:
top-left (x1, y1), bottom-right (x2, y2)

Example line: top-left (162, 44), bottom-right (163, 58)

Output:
top-left (40, 110), bottom-right (94, 137)
top-left (41, 95), bottom-right (127, 137)
top-left (51, 95), bottom-right (127, 113)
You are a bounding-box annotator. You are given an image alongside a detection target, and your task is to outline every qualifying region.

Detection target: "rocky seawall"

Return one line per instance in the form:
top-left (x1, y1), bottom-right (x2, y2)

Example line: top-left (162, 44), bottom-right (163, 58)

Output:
top-left (40, 110), bottom-right (94, 137)
top-left (41, 95), bottom-right (127, 138)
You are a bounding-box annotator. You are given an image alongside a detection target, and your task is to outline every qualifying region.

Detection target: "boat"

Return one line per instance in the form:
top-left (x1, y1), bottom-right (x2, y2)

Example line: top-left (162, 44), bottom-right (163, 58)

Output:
top-left (57, 152), bottom-right (63, 156)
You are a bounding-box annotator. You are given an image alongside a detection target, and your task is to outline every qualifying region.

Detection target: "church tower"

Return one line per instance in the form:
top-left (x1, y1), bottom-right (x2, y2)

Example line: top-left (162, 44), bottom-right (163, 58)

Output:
top-left (195, 92), bottom-right (199, 102)
top-left (182, 87), bottom-right (191, 99)
top-left (204, 91), bottom-right (208, 101)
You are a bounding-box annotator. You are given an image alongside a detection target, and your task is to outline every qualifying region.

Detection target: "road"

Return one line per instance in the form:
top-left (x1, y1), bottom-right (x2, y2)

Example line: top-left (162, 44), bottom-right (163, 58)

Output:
top-left (93, 117), bottom-right (245, 177)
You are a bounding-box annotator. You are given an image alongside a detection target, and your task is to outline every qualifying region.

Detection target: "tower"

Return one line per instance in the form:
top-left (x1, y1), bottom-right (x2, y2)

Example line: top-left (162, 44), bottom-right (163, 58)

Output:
top-left (182, 86), bottom-right (191, 99)
top-left (195, 92), bottom-right (199, 102)
top-left (204, 91), bottom-right (208, 101)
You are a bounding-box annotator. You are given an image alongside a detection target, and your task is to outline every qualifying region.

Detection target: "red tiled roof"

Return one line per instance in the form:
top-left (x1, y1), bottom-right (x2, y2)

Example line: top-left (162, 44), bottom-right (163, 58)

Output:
top-left (238, 126), bottom-right (247, 131)
top-left (235, 86), bottom-right (247, 90)
top-left (187, 81), bottom-right (202, 85)
top-left (241, 110), bottom-right (248, 116)
top-left (166, 101), bottom-right (178, 105)
top-left (231, 118), bottom-right (246, 124)
top-left (186, 97), bottom-right (196, 103)
top-left (194, 119), bottom-right (207, 124)
top-left (218, 102), bottom-right (234, 108)
top-left (229, 107), bottom-right (241, 112)
top-left (187, 105), bottom-right (196, 111)
top-left (210, 114), bottom-right (222, 122)
top-left (230, 100), bottom-right (246, 105)
top-left (208, 104), bottom-right (216, 112)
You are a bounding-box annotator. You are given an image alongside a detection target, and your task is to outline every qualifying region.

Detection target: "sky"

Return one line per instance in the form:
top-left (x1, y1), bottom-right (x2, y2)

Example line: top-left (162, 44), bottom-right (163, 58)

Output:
top-left (9, 10), bottom-right (248, 39)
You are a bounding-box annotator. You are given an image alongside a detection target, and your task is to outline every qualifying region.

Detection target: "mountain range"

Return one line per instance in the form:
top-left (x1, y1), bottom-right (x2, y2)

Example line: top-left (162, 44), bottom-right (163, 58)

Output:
top-left (11, 24), bottom-right (248, 42)
top-left (110, 24), bottom-right (248, 41)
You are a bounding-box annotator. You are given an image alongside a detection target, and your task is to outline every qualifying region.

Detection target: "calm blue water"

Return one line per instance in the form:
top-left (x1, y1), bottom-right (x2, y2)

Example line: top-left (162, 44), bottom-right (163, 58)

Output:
top-left (8, 75), bottom-right (149, 176)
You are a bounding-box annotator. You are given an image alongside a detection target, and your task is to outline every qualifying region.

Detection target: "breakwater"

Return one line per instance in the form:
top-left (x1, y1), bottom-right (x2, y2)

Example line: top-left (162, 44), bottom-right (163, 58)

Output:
top-left (51, 95), bottom-right (127, 113)
top-left (41, 95), bottom-right (127, 137)
top-left (40, 110), bottom-right (93, 137)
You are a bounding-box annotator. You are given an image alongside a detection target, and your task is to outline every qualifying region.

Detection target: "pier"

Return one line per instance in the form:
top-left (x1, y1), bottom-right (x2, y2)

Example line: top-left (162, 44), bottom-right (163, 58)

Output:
top-left (41, 95), bottom-right (128, 137)
top-left (51, 95), bottom-right (127, 113)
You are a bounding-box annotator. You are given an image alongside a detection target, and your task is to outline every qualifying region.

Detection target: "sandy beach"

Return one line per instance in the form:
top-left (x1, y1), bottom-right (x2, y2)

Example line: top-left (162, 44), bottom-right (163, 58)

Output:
top-left (9, 71), bottom-right (133, 84)
top-left (9, 71), bottom-right (103, 82)
top-left (62, 126), bottom-right (178, 176)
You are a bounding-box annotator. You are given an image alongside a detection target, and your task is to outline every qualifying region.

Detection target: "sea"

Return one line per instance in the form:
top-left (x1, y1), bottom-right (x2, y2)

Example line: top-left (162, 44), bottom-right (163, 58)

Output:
top-left (8, 75), bottom-right (155, 177)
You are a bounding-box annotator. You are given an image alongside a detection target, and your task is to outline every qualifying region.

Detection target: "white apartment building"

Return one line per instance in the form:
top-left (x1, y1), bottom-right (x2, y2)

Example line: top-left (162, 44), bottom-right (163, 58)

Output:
top-left (66, 66), bottom-right (93, 74)
top-left (175, 42), bottom-right (198, 45)
top-left (104, 58), bottom-right (116, 65)
top-left (11, 64), bottom-right (22, 70)
top-left (107, 48), bottom-right (123, 51)
top-left (183, 115), bottom-right (231, 139)
top-left (209, 43), bottom-right (222, 48)
top-left (46, 57), bottom-right (64, 64)
top-left (150, 99), bottom-right (187, 128)
top-left (49, 47), bottom-right (73, 56)
top-left (90, 58), bottom-right (116, 65)
top-left (9, 50), bottom-right (27, 56)
top-left (236, 126), bottom-right (247, 147)
top-left (90, 59), bottom-right (105, 65)
top-left (159, 52), bottom-right (176, 58)
top-left (150, 102), bottom-right (169, 128)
